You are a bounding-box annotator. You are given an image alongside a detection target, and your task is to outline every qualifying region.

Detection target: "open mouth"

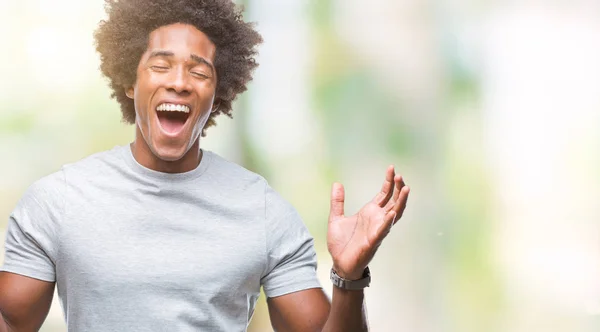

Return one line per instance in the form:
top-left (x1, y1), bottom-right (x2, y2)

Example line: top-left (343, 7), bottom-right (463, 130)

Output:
top-left (156, 103), bottom-right (191, 134)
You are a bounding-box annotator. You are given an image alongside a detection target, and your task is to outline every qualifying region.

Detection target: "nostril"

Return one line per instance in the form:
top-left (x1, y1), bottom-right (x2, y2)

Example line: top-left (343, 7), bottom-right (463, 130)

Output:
top-left (166, 87), bottom-right (191, 96)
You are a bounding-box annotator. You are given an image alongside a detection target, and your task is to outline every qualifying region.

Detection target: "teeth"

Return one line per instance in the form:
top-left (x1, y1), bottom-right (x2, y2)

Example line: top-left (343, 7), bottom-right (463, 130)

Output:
top-left (156, 103), bottom-right (190, 113)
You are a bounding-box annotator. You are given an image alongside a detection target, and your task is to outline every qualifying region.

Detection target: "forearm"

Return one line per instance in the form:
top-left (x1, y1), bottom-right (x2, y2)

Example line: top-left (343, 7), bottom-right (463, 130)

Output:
top-left (321, 286), bottom-right (368, 332)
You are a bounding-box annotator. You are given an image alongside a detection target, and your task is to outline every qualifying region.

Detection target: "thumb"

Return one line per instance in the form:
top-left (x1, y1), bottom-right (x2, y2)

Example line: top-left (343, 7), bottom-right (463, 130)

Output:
top-left (329, 182), bottom-right (345, 221)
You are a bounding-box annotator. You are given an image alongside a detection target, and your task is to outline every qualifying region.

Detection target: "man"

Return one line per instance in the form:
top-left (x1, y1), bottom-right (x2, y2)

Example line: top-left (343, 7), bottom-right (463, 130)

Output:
top-left (0, 0), bottom-right (410, 331)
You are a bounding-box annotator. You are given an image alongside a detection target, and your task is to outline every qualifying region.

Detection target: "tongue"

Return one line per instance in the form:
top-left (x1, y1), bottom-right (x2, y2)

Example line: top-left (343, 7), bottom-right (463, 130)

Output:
top-left (157, 112), bottom-right (187, 134)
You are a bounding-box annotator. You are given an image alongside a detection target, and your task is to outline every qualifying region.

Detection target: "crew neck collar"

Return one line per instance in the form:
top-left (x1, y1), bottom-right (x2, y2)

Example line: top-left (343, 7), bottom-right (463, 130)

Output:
top-left (120, 144), bottom-right (212, 182)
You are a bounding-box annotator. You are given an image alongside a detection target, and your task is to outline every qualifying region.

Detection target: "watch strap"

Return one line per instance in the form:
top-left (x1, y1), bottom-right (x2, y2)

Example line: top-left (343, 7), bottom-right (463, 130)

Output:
top-left (330, 267), bottom-right (371, 290)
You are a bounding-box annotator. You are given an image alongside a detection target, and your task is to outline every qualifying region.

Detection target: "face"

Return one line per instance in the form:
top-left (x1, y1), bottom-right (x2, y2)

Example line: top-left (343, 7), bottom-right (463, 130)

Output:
top-left (126, 23), bottom-right (217, 162)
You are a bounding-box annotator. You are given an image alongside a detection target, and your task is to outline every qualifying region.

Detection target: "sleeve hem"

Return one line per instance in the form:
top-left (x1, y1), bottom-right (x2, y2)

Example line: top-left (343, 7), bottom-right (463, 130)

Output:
top-left (264, 279), bottom-right (322, 298)
top-left (0, 265), bottom-right (56, 282)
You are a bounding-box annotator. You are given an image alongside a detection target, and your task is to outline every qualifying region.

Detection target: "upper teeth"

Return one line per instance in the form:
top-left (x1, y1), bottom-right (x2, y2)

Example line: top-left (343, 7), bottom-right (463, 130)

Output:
top-left (157, 103), bottom-right (190, 113)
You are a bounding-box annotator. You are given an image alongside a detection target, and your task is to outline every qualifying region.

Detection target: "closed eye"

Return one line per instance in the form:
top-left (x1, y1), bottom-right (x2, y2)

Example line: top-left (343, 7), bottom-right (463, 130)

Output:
top-left (151, 66), bottom-right (169, 71)
top-left (191, 71), bottom-right (209, 79)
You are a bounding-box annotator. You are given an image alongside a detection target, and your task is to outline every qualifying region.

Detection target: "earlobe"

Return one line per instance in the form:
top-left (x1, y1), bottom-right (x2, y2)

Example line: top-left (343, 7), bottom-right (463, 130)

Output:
top-left (125, 87), bottom-right (134, 99)
top-left (212, 102), bottom-right (220, 113)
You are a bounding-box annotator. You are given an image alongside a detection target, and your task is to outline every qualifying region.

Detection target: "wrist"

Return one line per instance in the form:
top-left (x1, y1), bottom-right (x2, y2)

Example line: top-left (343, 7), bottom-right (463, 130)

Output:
top-left (332, 265), bottom-right (365, 280)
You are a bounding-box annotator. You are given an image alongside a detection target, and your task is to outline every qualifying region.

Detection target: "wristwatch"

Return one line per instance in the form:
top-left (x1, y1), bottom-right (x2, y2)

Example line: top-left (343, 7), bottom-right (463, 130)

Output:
top-left (330, 267), bottom-right (371, 290)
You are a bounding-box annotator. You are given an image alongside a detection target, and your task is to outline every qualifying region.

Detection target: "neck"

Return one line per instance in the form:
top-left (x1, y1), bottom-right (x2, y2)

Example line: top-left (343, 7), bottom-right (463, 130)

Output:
top-left (130, 127), bottom-right (202, 174)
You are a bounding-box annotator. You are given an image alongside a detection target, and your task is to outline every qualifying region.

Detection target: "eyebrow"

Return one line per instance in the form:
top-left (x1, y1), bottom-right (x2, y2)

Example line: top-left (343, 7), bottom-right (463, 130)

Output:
top-left (148, 50), bottom-right (214, 74)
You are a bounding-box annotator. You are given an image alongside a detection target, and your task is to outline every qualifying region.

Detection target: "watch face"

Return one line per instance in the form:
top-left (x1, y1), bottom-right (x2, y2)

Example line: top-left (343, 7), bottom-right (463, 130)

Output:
top-left (363, 266), bottom-right (371, 276)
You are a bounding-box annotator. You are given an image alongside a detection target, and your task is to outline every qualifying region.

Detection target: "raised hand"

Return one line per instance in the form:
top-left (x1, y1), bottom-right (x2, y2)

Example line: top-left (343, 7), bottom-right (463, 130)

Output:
top-left (327, 166), bottom-right (410, 280)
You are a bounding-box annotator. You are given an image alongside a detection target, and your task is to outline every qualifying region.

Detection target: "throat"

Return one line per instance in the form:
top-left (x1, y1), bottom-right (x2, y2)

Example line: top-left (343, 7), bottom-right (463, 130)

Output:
top-left (129, 139), bottom-right (203, 174)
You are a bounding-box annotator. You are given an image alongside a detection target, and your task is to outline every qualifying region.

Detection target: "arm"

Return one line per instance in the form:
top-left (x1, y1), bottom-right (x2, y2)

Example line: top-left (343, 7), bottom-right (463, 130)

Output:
top-left (321, 287), bottom-right (368, 332)
top-left (267, 288), bottom-right (329, 332)
top-left (0, 272), bottom-right (55, 332)
top-left (267, 166), bottom-right (410, 331)
top-left (267, 287), bottom-right (367, 332)
top-left (0, 173), bottom-right (63, 332)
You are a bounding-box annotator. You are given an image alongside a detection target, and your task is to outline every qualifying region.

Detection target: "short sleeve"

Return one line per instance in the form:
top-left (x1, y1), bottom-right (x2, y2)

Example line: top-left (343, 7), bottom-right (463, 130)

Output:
top-left (1, 171), bottom-right (64, 282)
top-left (260, 185), bottom-right (322, 298)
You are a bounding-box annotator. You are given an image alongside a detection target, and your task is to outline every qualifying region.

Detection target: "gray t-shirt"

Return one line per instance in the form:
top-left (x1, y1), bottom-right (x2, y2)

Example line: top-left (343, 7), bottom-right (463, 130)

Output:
top-left (1, 145), bottom-right (321, 331)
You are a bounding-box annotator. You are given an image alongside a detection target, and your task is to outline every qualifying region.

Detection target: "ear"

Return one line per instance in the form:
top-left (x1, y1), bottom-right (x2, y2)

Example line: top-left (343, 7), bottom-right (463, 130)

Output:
top-left (211, 100), bottom-right (221, 113)
top-left (125, 87), bottom-right (134, 99)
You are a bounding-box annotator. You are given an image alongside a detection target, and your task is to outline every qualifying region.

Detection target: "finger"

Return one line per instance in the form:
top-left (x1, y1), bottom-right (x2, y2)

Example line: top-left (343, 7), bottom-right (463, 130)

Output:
top-left (329, 182), bottom-right (345, 222)
top-left (375, 186), bottom-right (410, 243)
top-left (374, 210), bottom-right (397, 245)
top-left (372, 165), bottom-right (395, 207)
top-left (392, 186), bottom-right (410, 225)
top-left (384, 174), bottom-right (405, 211)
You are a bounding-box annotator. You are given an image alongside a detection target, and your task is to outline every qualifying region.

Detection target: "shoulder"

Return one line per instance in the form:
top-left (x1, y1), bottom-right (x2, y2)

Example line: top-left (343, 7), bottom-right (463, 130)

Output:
top-left (204, 151), bottom-right (265, 181)
top-left (18, 146), bottom-right (124, 213)
top-left (203, 150), bottom-right (269, 191)
top-left (61, 145), bottom-right (124, 178)
top-left (21, 169), bottom-right (65, 209)
top-left (12, 168), bottom-right (66, 231)
top-left (202, 151), bottom-right (298, 216)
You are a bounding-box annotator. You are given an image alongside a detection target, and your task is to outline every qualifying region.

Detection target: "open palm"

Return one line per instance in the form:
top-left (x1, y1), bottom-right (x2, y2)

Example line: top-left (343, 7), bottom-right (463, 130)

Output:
top-left (327, 166), bottom-right (410, 280)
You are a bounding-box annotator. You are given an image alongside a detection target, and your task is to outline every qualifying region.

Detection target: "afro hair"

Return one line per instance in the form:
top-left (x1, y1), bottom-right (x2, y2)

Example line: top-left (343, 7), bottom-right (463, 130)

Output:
top-left (94, 0), bottom-right (262, 135)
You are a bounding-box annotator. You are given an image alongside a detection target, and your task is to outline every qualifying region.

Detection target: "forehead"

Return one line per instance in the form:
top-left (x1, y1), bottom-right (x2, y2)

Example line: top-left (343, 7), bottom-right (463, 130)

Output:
top-left (146, 23), bottom-right (216, 61)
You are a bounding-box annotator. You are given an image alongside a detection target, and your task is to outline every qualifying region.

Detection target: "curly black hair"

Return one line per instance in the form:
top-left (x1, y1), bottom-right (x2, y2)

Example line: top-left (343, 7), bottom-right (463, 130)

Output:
top-left (94, 0), bottom-right (262, 135)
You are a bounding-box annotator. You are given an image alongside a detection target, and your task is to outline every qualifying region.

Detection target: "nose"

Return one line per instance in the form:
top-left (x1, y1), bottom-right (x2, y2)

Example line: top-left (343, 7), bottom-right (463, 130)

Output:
top-left (165, 67), bottom-right (192, 95)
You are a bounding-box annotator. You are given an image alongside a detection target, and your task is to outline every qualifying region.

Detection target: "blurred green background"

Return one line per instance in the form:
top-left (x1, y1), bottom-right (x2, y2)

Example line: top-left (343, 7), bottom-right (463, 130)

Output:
top-left (1, 0), bottom-right (599, 331)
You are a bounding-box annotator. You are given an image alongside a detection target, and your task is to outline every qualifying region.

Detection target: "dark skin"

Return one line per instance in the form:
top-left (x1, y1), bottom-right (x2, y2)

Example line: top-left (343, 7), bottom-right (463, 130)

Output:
top-left (126, 23), bottom-right (218, 173)
top-left (0, 23), bottom-right (410, 331)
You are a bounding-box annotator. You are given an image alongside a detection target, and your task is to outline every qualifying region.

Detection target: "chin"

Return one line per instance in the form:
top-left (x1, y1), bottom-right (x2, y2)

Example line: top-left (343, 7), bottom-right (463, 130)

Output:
top-left (150, 141), bottom-right (190, 162)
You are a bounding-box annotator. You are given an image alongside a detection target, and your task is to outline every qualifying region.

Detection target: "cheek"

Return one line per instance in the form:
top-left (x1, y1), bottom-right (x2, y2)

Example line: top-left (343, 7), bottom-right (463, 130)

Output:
top-left (194, 83), bottom-right (217, 115)
top-left (193, 110), bottom-right (211, 129)
top-left (190, 109), bottom-right (213, 138)
top-left (132, 77), bottom-right (155, 117)
top-left (199, 81), bottom-right (217, 103)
